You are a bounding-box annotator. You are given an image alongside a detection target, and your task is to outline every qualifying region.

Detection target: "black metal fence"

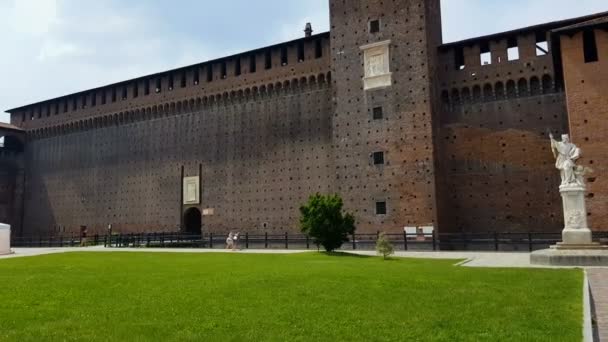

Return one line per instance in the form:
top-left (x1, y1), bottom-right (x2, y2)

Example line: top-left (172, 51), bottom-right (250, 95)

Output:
top-left (10, 231), bottom-right (608, 252)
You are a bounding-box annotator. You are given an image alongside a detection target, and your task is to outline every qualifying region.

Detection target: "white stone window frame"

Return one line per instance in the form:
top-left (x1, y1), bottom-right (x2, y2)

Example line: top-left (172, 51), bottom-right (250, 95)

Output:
top-left (360, 40), bottom-right (392, 91)
top-left (183, 176), bottom-right (200, 205)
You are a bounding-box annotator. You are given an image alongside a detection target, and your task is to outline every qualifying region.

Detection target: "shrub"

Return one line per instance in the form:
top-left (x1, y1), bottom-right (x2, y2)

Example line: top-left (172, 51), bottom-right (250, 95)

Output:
top-left (376, 233), bottom-right (394, 260)
top-left (299, 194), bottom-right (356, 252)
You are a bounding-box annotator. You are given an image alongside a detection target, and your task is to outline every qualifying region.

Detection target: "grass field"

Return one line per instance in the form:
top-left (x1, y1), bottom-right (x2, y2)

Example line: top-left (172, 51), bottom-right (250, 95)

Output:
top-left (0, 252), bottom-right (582, 341)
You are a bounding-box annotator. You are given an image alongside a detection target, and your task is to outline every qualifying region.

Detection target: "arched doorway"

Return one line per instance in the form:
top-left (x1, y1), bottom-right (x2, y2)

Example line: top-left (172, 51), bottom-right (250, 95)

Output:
top-left (183, 208), bottom-right (202, 235)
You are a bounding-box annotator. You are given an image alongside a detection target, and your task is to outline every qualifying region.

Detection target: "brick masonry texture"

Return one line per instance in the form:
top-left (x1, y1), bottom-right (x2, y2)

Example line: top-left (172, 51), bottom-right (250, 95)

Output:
top-left (2, 1), bottom-right (608, 236)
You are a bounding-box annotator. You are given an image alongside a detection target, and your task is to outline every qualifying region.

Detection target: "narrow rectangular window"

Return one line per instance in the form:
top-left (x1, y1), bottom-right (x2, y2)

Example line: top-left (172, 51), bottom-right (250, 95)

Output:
top-left (133, 83), bottom-right (139, 98)
top-left (373, 106), bottom-right (384, 120)
top-left (46, 105), bottom-right (51, 116)
top-left (480, 42), bottom-right (492, 65)
top-left (144, 80), bottom-right (150, 95)
top-left (168, 74), bottom-right (174, 90)
top-left (156, 78), bottom-right (162, 93)
top-left (221, 61), bottom-right (227, 78)
top-left (265, 50), bottom-right (272, 69)
top-left (54, 102), bottom-right (59, 114)
top-left (315, 40), bottom-right (323, 58)
top-left (193, 68), bottom-right (200, 85)
top-left (583, 29), bottom-right (599, 63)
top-left (507, 37), bottom-right (519, 61)
top-left (454, 46), bottom-right (465, 70)
top-left (22, 112), bottom-right (25, 122)
top-left (180, 72), bottom-right (187, 88)
top-left (63, 101), bottom-right (68, 112)
top-left (370, 20), bottom-right (380, 34)
top-left (536, 32), bottom-right (549, 56)
top-left (112, 88), bottom-right (117, 102)
top-left (73, 97), bottom-right (78, 110)
top-left (207, 65), bottom-right (213, 82)
top-left (376, 201), bottom-right (387, 215)
top-left (235, 58), bottom-right (241, 76)
top-left (281, 46), bottom-right (288, 65)
top-left (373, 151), bottom-right (385, 165)
top-left (250, 54), bottom-right (257, 73)
top-left (91, 92), bottom-right (97, 107)
top-left (82, 94), bottom-right (88, 108)
top-left (121, 87), bottom-right (127, 100)
top-left (297, 42), bottom-right (305, 62)
top-left (101, 91), bottom-right (107, 104)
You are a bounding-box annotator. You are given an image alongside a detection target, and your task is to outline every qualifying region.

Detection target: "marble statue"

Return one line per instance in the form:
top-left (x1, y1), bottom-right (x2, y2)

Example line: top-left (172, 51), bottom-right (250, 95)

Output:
top-left (549, 133), bottom-right (582, 186)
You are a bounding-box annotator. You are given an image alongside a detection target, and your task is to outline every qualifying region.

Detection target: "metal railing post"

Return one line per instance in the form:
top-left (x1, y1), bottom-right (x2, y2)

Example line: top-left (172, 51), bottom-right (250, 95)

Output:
top-left (209, 233), bottom-right (213, 249)
top-left (403, 231), bottom-right (408, 251)
top-left (245, 232), bottom-right (249, 249)
top-left (352, 233), bottom-right (356, 250)
top-left (285, 232), bottom-right (288, 249)
top-left (528, 232), bottom-right (533, 252)
top-left (494, 232), bottom-right (499, 251)
top-left (265, 232), bottom-right (268, 249)
top-left (432, 230), bottom-right (437, 251)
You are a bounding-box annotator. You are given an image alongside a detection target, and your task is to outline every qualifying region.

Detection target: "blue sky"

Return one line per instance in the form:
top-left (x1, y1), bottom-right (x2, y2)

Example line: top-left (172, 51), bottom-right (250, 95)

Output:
top-left (1, 0), bottom-right (608, 123)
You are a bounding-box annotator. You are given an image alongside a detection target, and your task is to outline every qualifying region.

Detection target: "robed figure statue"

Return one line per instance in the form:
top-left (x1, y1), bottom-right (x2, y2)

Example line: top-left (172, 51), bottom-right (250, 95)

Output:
top-left (550, 133), bottom-right (582, 186)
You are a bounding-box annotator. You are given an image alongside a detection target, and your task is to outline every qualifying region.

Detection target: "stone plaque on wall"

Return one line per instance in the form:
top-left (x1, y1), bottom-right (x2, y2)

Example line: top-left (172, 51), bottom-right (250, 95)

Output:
top-left (360, 40), bottom-right (392, 90)
top-left (183, 176), bottom-right (200, 205)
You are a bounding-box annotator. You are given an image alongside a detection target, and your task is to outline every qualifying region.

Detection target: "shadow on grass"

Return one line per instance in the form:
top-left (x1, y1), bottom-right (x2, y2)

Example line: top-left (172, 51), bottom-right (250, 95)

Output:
top-left (321, 251), bottom-right (374, 259)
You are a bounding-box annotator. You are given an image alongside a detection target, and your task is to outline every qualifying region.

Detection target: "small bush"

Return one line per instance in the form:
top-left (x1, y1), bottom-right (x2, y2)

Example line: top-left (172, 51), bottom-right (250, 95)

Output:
top-left (299, 194), bottom-right (356, 252)
top-left (376, 233), bottom-right (394, 260)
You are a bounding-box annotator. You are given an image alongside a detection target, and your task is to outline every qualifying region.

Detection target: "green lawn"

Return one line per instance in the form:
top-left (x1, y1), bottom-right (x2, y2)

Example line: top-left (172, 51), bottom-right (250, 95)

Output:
top-left (0, 252), bottom-right (582, 341)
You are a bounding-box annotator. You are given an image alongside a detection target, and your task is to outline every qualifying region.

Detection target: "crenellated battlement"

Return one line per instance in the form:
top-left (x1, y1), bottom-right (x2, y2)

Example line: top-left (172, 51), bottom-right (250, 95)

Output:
top-left (27, 71), bottom-right (332, 141)
top-left (8, 33), bottom-right (331, 132)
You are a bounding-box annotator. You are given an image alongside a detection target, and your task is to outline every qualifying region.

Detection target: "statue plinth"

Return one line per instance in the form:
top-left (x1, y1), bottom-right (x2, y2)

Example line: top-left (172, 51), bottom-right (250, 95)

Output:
top-left (558, 184), bottom-right (593, 246)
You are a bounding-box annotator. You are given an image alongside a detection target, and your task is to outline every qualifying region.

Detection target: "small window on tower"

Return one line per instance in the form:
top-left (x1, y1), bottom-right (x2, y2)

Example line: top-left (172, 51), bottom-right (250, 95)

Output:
top-left (373, 151), bottom-right (385, 165)
top-left (373, 106), bottom-right (384, 120)
top-left (583, 29), bottom-right (599, 63)
top-left (376, 201), bottom-right (387, 215)
top-left (235, 58), bottom-right (242, 76)
top-left (221, 61), bottom-right (227, 78)
top-left (168, 74), bottom-right (174, 90)
top-left (480, 42), bottom-right (492, 66)
top-left (207, 65), bottom-right (213, 82)
top-left (507, 37), bottom-right (519, 61)
top-left (265, 50), bottom-right (272, 69)
top-left (250, 54), bottom-right (257, 73)
top-left (370, 20), bottom-right (380, 34)
top-left (281, 46), bottom-right (288, 66)
top-left (180, 72), bottom-right (187, 88)
top-left (315, 40), bottom-right (323, 58)
top-left (535, 31), bottom-right (549, 56)
top-left (193, 69), bottom-right (200, 85)
top-left (297, 41), bottom-right (305, 62)
top-left (156, 78), bottom-right (162, 93)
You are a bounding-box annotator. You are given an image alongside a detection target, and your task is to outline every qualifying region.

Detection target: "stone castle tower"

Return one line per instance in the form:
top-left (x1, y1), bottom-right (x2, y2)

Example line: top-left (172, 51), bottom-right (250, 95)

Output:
top-left (330, 0), bottom-right (443, 232)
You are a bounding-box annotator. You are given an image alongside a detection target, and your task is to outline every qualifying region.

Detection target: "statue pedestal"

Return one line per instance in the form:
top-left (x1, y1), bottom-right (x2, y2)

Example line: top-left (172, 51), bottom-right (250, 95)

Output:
top-left (531, 184), bottom-right (608, 266)
top-left (559, 184), bottom-right (593, 245)
top-left (0, 223), bottom-right (11, 255)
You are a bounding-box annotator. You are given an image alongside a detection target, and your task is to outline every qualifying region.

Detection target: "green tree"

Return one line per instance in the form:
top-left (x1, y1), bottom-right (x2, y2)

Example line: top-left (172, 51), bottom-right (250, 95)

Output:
top-left (376, 233), bottom-right (394, 260)
top-left (299, 194), bottom-right (356, 252)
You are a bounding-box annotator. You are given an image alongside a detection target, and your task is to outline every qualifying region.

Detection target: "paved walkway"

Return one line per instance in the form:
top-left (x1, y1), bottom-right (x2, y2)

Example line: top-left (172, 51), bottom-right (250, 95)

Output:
top-left (588, 269), bottom-right (608, 341)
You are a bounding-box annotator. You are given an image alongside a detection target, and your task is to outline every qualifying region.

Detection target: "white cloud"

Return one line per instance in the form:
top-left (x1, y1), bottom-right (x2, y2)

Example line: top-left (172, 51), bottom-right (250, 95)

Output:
top-left (10, 0), bottom-right (58, 35)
